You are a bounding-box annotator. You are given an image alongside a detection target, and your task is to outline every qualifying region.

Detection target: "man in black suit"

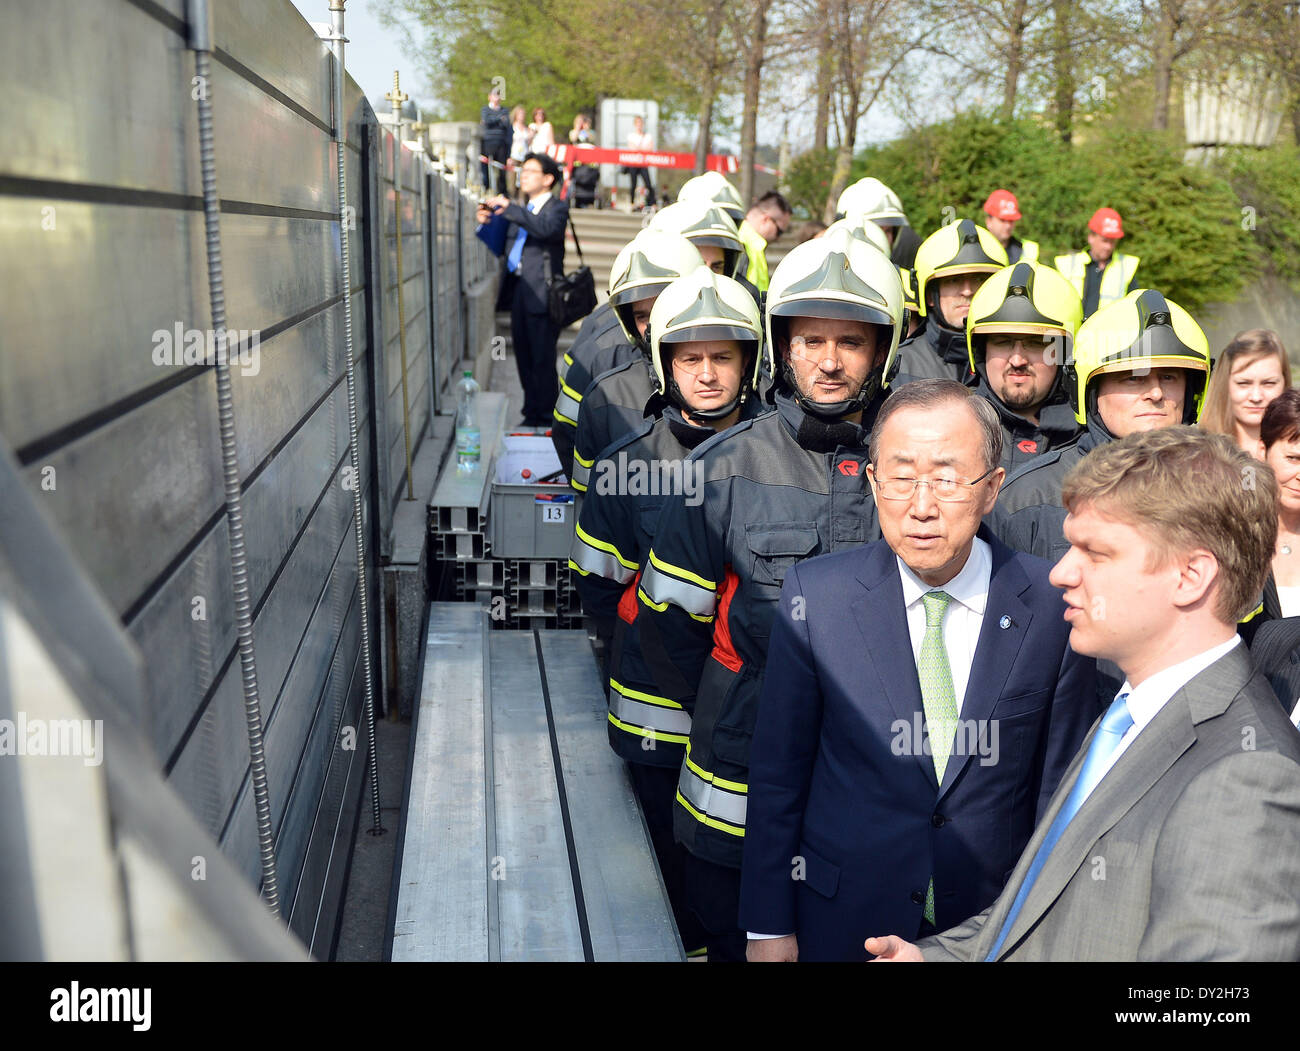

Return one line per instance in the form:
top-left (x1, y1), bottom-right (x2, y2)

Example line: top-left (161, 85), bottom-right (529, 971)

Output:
top-left (479, 152), bottom-right (568, 426)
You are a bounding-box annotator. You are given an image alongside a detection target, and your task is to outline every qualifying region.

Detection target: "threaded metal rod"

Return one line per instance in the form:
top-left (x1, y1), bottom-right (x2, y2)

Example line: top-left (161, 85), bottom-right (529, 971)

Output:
top-left (331, 0), bottom-right (384, 835)
top-left (192, 45), bottom-right (281, 914)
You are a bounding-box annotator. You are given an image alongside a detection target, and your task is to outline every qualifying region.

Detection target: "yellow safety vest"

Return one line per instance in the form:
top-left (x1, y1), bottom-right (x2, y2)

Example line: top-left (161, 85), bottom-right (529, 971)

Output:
top-left (738, 220), bottom-right (770, 293)
top-left (1054, 250), bottom-right (1140, 306)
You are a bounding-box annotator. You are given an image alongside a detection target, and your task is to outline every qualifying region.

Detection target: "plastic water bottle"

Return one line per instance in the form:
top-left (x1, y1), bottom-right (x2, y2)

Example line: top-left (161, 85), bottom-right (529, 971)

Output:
top-left (455, 370), bottom-right (481, 474)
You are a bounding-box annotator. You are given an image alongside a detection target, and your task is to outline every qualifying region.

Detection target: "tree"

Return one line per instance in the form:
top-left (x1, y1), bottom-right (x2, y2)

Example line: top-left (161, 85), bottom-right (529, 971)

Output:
top-left (738, 0), bottom-right (772, 204)
top-left (822, 0), bottom-right (930, 221)
top-left (1138, 0), bottom-right (1248, 131)
top-left (374, 0), bottom-right (705, 126)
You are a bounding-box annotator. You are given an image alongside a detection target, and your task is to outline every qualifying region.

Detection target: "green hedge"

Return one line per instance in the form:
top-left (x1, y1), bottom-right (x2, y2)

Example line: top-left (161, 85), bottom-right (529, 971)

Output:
top-left (788, 115), bottom-right (1271, 315)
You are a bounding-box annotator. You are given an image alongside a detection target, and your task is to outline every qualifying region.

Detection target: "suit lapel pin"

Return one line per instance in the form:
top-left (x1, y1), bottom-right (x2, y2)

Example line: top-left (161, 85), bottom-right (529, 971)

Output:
top-left (999, 615), bottom-right (1012, 630)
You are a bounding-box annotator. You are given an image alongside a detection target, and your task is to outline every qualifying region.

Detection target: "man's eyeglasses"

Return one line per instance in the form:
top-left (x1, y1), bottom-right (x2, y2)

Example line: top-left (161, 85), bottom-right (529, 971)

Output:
top-left (762, 211), bottom-right (789, 241)
top-left (874, 468), bottom-right (996, 503)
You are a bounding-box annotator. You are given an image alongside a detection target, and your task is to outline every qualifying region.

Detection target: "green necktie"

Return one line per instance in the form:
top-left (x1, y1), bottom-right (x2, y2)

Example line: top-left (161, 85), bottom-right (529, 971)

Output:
top-left (919, 590), bottom-right (958, 924)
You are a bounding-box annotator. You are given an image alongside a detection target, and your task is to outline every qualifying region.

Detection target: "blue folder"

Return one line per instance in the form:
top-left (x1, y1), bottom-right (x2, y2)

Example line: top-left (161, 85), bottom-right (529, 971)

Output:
top-left (476, 212), bottom-right (509, 257)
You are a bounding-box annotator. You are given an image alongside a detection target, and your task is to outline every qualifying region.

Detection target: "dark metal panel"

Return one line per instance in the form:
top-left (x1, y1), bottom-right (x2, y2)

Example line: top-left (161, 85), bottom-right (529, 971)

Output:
top-left (278, 598), bottom-right (362, 931)
top-left (167, 453), bottom-right (354, 829)
top-left (228, 304), bottom-right (337, 477)
top-left (217, 213), bottom-right (337, 337)
top-left (263, 539), bottom-right (359, 837)
top-left (212, 0), bottom-right (332, 125)
top-left (297, 659), bottom-right (367, 958)
top-left (167, 657), bottom-right (249, 842)
top-left (0, 201), bottom-right (211, 453)
top-left (211, 61), bottom-right (333, 213)
top-left (19, 369), bottom-right (225, 616)
top-left (129, 517), bottom-right (236, 761)
top-left (2, 0), bottom-right (197, 193)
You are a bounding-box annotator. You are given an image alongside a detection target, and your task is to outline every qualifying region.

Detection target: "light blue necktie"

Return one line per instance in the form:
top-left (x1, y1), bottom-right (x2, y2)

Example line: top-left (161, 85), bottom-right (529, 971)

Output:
top-left (984, 692), bottom-right (1134, 960)
top-left (507, 202), bottom-right (533, 273)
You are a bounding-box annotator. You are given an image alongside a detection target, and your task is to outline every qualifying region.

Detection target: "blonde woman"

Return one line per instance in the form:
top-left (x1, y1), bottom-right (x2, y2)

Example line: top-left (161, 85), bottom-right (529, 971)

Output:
top-left (1200, 329), bottom-right (1291, 458)
top-left (528, 107), bottom-right (554, 154)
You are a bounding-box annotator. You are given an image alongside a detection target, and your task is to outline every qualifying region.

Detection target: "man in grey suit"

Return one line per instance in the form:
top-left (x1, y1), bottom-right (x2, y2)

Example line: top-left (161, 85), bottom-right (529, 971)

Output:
top-left (869, 426), bottom-right (1300, 962)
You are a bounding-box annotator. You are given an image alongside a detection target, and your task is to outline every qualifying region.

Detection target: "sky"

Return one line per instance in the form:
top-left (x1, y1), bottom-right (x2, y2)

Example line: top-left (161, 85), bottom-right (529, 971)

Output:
top-left (288, 0), bottom-right (437, 113)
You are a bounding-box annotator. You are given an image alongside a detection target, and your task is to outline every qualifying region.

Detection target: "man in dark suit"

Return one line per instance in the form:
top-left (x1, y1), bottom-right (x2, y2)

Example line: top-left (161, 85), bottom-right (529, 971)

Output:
top-left (741, 379), bottom-right (1097, 962)
top-left (869, 428), bottom-right (1300, 962)
top-left (478, 152), bottom-right (568, 426)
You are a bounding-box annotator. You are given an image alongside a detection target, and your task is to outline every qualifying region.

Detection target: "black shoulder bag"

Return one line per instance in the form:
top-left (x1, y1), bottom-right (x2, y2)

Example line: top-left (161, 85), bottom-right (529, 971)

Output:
top-left (545, 209), bottom-right (598, 329)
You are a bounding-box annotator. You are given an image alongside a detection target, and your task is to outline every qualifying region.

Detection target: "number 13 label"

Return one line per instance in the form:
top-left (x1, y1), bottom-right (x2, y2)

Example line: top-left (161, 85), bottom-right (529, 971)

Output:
top-left (542, 504), bottom-right (566, 524)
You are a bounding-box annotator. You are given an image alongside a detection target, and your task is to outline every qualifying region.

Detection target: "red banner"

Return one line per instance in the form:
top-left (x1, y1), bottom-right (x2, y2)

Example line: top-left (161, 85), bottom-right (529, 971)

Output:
top-left (547, 143), bottom-right (740, 174)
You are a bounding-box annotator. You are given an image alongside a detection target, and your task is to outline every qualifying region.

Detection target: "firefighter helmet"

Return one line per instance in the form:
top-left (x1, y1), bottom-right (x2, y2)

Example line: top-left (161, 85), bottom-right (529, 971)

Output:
top-left (1070, 289), bottom-right (1211, 427)
top-left (649, 201), bottom-right (747, 280)
top-left (966, 262), bottom-right (1083, 384)
top-left (764, 224), bottom-right (905, 418)
top-left (913, 219), bottom-right (1009, 323)
top-left (823, 216), bottom-right (891, 257)
top-left (648, 266), bottom-right (763, 420)
top-left (899, 267), bottom-right (920, 315)
top-left (677, 171), bottom-right (746, 223)
top-left (835, 177), bottom-right (908, 228)
top-left (607, 229), bottom-right (705, 348)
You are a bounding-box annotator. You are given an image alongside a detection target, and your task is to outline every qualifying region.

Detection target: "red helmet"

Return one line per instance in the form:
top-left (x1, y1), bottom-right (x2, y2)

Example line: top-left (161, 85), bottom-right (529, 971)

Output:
top-left (1088, 207), bottom-right (1125, 239)
top-left (983, 189), bottom-right (1021, 221)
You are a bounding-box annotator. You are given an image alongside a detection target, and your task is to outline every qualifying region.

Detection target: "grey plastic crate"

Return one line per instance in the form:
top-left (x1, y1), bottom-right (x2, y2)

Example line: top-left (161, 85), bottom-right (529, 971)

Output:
top-left (489, 483), bottom-right (576, 559)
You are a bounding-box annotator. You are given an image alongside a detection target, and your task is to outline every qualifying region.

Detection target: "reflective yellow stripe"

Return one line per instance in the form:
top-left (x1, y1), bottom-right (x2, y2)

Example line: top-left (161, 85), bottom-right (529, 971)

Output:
top-left (553, 408), bottom-right (577, 427)
top-left (575, 522), bottom-right (637, 570)
top-left (675, 790), bottom-right (745, 836)
top-left (567, 558), bottom-right (589, 577)
top-left (610, 678), bottom-right (683, 710)
top-left (560, 378), bottom-right (584, 404)
top-left (1239, 601), bottom-right (1264, 625)
top-left (608, 713), bottom-right (691, 745)
top-left (647, 549), bottom-right (716, 591)
top-left (638, 585), bottom-right (667, 611)
top-left (575, 449), bottom-right (595, 468)
top-left (563, 352), bottom-right (574, 367)
top-left (684, 747), bottom-right (747, 793)
top-left (640, 560), bottom-right (717, 617)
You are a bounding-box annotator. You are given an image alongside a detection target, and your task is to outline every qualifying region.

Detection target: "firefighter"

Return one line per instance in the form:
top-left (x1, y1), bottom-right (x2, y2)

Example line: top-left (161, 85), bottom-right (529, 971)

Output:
top-left (834, 176), bottom-right (922, 268)
top-left (1054, 207), bottom-right (1141, 319)
top-left (635, 226), bottom-right (905, 960)
top-left (897, 219), bottom-right (1008, 385)
top-left (980, 189), bottom-right (1039, 264)
top-left (965, 261), bottom-right (1083, 471)
top-left (568, 267), bottom-right (768, 954)
top-left (649, 201), bottom-right (752, 290)
top-left (994, 288), bottom-right (1211, 564)
top-left (677, 170), bottom-right (747, 225)
top-left (570, 204), bottom-right (758, 494)
top-left (553, 229), bottom-right (702, 481)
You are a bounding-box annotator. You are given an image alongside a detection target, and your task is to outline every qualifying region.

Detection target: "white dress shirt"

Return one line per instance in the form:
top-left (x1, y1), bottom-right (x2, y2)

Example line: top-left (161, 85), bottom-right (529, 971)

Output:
top-left (897, 536), bottom-right (992, 712)
top-left (749, 537), bottom-right (992, 942)
top-left (1077, 634), bottom-right (1242, 809)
